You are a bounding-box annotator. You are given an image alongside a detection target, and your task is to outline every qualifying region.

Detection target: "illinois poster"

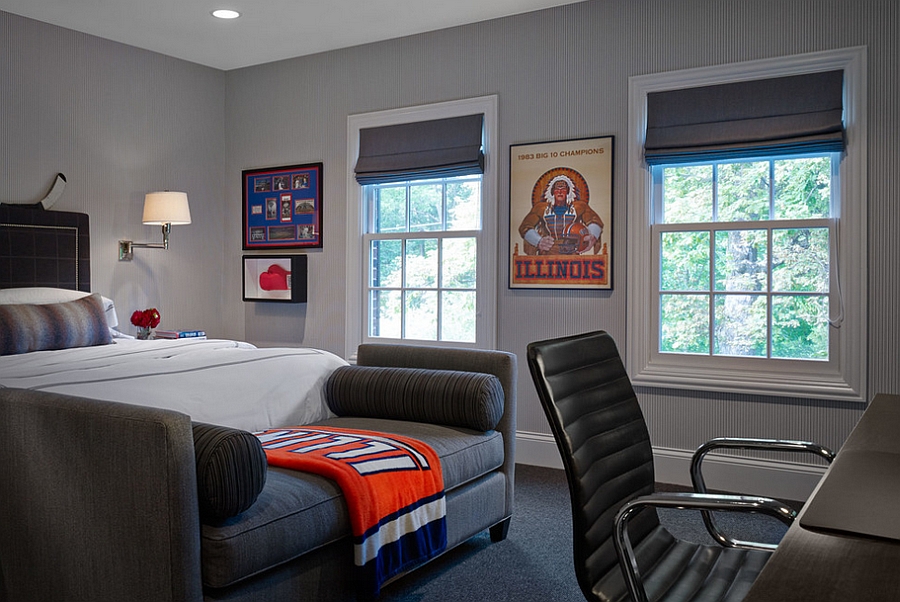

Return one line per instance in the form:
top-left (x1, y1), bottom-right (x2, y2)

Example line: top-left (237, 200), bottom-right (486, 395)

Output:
top-left (509, 136), bottom-right (613, 289)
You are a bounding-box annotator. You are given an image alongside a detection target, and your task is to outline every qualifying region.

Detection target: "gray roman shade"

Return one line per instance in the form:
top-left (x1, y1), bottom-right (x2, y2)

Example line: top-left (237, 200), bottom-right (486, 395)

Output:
top-left (644, 70), bottom-right (844, 164)
top-left (355, 114), bottom-right (484, 184)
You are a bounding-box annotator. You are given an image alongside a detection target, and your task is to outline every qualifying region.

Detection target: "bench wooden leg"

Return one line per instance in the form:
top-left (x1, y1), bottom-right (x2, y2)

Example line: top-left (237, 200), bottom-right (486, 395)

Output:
top-left (489, 517), bottom-right (511, 542)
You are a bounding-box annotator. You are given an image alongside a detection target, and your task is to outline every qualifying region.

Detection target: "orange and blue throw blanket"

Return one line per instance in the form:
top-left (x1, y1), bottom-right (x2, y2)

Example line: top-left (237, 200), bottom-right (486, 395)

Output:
top-left (254, 426), bottom-right (447, 595)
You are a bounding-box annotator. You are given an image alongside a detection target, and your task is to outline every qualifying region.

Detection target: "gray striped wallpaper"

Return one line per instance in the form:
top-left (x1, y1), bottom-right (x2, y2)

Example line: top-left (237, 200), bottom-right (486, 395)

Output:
top-left (3, 0), bottom-right (898, 463)
top-left (225, 0), bottom-right (898, 459)
top-left (0, 12), bottom-right (226, 339)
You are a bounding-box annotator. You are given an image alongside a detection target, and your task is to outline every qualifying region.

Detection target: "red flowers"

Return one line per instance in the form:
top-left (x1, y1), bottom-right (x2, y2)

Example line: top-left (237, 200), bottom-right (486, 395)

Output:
top-left (131, 308), bottom-right (161, 329)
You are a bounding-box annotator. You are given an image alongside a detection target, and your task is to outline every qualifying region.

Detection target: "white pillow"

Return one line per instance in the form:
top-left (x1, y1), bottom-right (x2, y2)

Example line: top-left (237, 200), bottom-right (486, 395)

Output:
top-left (0, 287), bottom-right (119, 328)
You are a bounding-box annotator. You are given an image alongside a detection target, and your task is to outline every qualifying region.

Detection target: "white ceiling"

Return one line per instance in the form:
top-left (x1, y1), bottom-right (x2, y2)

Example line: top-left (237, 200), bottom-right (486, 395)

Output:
top-left (0, 0), bottom-right (585, 71)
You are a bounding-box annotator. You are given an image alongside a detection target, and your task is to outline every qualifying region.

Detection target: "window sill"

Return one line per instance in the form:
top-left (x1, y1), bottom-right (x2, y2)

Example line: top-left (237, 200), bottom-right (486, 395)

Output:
top-left (630, 361), bottom-right (865, 402)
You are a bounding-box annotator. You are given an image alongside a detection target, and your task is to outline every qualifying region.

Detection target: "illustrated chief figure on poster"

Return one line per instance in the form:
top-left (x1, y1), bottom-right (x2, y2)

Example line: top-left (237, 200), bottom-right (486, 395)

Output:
top-left (518, 168), bottom-right (603, 256)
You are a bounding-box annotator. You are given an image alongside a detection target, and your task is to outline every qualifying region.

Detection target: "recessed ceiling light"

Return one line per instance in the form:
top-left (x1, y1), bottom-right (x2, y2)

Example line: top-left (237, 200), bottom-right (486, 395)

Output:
top-left (212, 9), bottom-right (241, 19)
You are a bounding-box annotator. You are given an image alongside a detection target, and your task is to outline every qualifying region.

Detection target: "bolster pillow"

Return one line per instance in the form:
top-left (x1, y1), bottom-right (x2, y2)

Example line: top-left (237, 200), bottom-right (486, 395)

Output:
top-left (192, 422), bottom-right (267, 520)
top-left (0, 293), bottom-right (112, 356)
top-left (324, 365), bottom-right (505, 432)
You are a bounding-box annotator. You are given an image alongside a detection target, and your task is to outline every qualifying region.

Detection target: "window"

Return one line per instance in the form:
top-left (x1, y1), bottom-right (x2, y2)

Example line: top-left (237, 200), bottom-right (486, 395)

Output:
top-left (365, 176), bottom-right (481, 342)
top-left (346, 96), bottom-right (498, 358)
top-left (626, 48), bottom-right (867, 401)
top-left (654, 154), bottom-right (835, 360)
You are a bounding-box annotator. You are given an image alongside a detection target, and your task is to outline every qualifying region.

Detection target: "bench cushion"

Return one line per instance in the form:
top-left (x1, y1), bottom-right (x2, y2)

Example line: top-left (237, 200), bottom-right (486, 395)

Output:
top-left (200, 418), bottom-right (503, 588)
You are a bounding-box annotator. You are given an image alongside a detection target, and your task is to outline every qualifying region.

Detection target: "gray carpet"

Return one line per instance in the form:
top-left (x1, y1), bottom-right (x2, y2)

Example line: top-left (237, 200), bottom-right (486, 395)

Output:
top-left (377, 464), bottom-right (796, 602)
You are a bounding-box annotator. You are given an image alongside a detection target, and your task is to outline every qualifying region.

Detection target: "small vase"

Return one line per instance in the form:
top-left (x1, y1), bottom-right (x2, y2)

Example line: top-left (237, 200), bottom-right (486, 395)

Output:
top-left (136, 327), bottom-right (152, 340)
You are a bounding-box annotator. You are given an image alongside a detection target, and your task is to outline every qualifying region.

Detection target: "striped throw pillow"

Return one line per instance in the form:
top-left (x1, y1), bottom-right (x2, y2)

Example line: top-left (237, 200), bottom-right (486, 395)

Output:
top-left (0, 293), bottom-right (112, 356)
top-left (192, 422), bottom-right (268, 521)
top-left (324, 365), bottom-right (505, 432)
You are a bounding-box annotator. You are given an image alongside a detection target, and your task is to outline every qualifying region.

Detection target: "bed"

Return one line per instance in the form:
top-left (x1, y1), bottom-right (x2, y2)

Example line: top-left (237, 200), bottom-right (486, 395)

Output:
top-left (0, 202), bottom-right (517, 602)
top-left (0, 202), bottom-right (346, 431)
top-left (0, 336), bottom-right (346, 430)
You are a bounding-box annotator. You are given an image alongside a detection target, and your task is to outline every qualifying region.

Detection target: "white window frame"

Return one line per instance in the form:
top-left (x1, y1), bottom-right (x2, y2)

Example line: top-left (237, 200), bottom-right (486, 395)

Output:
top-left (345, 96), bottom-right (499, 360)
top-left (626, 47), bottom-right (867, 401)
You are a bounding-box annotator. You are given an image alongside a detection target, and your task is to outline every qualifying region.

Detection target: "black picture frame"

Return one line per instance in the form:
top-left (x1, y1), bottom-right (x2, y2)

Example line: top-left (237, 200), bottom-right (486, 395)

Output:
top-left (242, 163), bottom-right (323, 250)
top-left (242, 255), bottom-right (308, 303)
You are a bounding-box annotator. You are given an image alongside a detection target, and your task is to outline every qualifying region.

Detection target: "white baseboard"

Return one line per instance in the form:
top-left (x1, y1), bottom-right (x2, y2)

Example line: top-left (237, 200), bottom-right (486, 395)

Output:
top-left (515, 431), bottom-right (826, 502)
top-left (515, 431), bottom-right (565, 469)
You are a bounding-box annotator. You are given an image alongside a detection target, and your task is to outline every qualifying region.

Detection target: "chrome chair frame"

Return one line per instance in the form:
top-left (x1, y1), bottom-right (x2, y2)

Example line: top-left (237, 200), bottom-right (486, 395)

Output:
top-left (614, 493), bottom-right (797, 602)
top-left (690, 438), bottom-right (835, 550)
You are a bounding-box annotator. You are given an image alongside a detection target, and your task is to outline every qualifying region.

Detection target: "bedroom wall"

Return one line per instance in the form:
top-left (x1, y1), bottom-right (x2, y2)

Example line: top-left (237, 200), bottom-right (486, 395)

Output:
top-left (0, 11), bottom-right (227, 335)
top-left (224, 0), bottom-right (899, 496)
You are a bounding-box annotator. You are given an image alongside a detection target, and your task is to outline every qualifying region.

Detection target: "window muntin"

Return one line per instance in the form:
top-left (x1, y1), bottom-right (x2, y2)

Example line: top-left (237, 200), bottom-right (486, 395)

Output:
top-left (653, 154), bottom-right (834, 363)
top-left (365, 176), bottom-right (480, 343)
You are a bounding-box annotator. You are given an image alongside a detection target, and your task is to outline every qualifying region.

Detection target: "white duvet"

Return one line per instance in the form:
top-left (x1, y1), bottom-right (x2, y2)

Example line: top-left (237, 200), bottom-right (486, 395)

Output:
top-left (0, 338), bottom-right (348, 431)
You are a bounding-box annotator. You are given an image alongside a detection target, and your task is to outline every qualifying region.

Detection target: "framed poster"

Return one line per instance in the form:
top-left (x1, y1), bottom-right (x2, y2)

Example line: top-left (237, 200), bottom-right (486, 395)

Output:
top-left (242, 255), bottom-right (308, 303)
top-left (509, 136), bottom-right (613, 289)
top-left (243, 163), bottom-right (323, 250)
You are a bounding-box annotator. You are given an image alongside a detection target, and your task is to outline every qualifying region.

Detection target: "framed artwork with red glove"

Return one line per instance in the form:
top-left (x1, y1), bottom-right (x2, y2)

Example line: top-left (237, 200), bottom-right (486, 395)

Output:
top-left (242, 255), bottom-right (307, 303)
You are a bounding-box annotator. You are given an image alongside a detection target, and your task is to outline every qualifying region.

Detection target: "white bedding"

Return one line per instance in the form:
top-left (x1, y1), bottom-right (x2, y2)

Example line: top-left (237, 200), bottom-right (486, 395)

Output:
top-left (0, 338), bottom-right (348, 431)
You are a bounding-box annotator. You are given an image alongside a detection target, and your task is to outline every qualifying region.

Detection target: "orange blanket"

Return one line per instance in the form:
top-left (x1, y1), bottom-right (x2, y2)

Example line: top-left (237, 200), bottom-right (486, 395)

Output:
top-left (255, 426), bottom-right (447, 595)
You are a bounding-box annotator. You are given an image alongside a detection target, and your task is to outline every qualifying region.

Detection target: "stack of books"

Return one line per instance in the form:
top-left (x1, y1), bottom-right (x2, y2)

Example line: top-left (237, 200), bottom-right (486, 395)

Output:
top-left (154, 329), bottom-right (206, 340)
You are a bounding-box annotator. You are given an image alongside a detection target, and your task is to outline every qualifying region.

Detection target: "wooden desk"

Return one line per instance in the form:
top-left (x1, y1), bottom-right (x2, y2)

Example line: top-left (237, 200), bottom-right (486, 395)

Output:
top-left (743, 394), bottom-right (900, 601)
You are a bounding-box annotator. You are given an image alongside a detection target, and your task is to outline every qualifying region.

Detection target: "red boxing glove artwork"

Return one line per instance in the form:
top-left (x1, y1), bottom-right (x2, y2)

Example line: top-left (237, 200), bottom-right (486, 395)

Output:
top-left (259, 264), bottom-right (290, 291)
top-left (243, 256), bottom-right (304, 302)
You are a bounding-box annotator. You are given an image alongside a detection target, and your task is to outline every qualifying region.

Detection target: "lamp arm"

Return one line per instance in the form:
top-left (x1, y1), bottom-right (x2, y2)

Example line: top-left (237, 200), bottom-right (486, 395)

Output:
top-left (118, 224), bottom-right (172, 260)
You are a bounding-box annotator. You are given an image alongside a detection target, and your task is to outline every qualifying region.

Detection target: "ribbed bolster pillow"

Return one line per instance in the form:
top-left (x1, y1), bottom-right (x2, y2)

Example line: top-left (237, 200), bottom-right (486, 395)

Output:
top-left (324, 365), bottom-right (505, 432)
top-left (192, 422), bottom-right (268, 520)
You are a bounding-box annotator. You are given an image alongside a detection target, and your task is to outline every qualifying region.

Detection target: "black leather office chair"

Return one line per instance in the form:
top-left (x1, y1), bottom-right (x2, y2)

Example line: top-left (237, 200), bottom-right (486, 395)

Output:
top-left (526, 330), bottom-right (834, 602)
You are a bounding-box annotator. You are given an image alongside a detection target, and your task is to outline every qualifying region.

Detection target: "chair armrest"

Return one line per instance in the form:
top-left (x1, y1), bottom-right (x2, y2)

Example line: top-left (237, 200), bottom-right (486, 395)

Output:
top-left (613, 492), bottom-right (797, 602)
top-left (690, 437), bottom-right (835, 548)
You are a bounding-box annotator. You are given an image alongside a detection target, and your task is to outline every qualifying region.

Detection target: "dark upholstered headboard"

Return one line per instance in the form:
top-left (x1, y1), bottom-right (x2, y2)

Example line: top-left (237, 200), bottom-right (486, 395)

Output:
top-left (0, 204), bottom-right (91, 292)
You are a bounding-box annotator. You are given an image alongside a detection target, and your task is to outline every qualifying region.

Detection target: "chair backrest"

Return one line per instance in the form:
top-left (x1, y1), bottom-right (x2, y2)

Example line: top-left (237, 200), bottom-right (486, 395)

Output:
top-left (527, 331), bottom-right (660, 602)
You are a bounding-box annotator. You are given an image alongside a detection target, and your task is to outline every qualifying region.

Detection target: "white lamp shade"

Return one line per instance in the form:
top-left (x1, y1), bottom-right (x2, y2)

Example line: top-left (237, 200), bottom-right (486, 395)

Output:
top-left (142, 191), bottom-right (192, 225)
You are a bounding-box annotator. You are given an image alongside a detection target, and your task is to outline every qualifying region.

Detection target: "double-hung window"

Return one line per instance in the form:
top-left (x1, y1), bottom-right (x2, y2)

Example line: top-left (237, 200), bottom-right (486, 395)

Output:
top-left (365, 176), bottom-right (481, 342)
top-left (345, 97), bottom-right (498, 358)
top-left (627, 48), bottom-right (867, 401)
top-left (654, 154), bottom-right (835, 359)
